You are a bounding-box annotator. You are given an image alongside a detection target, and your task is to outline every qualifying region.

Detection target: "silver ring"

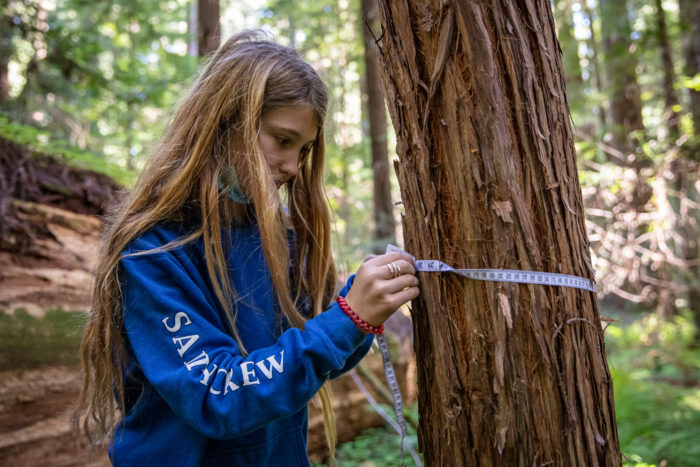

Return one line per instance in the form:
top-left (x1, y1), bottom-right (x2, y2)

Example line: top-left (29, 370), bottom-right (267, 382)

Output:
top-left (387, 261), bottom-right (400, 279)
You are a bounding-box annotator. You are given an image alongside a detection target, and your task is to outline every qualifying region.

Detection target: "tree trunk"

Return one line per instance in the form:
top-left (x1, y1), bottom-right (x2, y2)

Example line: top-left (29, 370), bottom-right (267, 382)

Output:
top-left (553, 0), bottom-right (584, 117)
top-left (362, 0), bottom-right (395, 253)
top-left (375, 1), bottom-right (621, 465)
top-left (655, 0), bottom-right (681, 141)
top-left (188, 0), bottom-right (198, 57)
top-left (0, 2), bottom-right (13, 107)
top-left (581, 1), bottom-right (607, 131)
top-left (600, 0), bottom-right (644, 158)
top-left (680, 0), bottom-right (700, 137)
top-left (197, 0), bottom-right (220, 57)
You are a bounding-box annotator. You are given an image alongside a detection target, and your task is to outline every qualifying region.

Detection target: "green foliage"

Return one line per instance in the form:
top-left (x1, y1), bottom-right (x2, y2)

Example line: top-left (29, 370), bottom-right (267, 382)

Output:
top-left (323, 403), bottom-right (421, 467)
top-left (0, 308), bottom-right (87, 370)
top-left (606, 312), bottom-right (700, 466)
top-left (1, 0), bottom-right (198, 169)
top-left (0, 114), bottom-right (135, 185)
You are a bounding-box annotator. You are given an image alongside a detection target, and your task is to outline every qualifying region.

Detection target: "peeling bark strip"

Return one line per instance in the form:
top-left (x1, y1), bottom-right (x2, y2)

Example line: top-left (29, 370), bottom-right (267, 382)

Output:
top-left (376, 1), bottom-right (621, 466)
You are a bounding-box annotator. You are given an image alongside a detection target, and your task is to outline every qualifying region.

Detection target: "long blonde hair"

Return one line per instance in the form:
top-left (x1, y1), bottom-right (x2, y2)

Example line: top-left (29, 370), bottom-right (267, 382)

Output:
top-left (76, 30), bottom-right (339, 459)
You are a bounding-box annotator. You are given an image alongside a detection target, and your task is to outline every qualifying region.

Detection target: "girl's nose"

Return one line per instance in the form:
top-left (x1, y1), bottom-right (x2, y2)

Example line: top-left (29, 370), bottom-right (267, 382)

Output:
top-left (282, 157), bottom-right (299, 177)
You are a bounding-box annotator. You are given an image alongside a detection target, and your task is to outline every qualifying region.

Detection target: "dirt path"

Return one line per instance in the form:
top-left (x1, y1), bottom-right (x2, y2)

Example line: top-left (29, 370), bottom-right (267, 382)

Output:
top-left (0, 366), bottom-right (109, 466)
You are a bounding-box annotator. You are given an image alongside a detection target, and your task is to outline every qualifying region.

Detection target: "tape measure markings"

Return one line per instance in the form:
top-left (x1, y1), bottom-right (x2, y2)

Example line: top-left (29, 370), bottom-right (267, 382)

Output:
top-left (377, 333), bottom-right (408, 465)
top-left (387, 244), bottom-right (597, 293)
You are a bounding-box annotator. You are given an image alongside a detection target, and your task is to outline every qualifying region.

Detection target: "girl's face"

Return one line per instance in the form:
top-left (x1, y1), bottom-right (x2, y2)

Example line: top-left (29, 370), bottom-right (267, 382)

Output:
top-left (259, 103), bottom-right (318, 189)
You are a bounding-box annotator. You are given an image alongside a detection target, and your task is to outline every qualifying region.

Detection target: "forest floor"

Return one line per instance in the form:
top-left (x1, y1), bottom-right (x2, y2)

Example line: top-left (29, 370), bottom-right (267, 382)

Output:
top-left (0, 366), bottom-right (110, 466)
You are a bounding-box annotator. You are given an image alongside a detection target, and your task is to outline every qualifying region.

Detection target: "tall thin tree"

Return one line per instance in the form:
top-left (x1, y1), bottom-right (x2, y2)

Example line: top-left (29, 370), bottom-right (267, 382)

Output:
top-left (600, 0), bottom-right (644, 159)
top-left (361, 0), bottom-right (395, 253)
top-left (376, 1), bottom-right (621, 464)
top-left (679, 0), bottom-right (700, 136)
top-left (655, 0), bottom-right (681, 141)
top-left (197, 0), bottom-right (220, 57)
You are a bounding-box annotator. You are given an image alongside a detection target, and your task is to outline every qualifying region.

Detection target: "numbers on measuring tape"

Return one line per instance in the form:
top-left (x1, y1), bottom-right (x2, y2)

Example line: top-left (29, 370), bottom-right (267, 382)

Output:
top-left (388, 244), bottom-right (596, 293)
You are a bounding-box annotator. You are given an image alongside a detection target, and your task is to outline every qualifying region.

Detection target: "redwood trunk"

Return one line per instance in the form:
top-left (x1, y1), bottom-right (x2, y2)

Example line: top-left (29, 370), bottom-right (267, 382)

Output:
top-left (376, 1), bottom-right (621, 465)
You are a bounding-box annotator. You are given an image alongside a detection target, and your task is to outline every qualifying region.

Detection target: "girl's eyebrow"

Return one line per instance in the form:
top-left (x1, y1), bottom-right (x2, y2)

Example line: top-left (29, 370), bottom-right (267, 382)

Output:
top-left (270, 125), bottom-right (317, 145)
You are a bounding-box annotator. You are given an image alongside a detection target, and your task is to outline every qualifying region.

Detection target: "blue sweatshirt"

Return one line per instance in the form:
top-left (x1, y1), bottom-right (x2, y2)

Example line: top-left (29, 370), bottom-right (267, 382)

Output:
top-left (110, 221), bottom-right (374, 466)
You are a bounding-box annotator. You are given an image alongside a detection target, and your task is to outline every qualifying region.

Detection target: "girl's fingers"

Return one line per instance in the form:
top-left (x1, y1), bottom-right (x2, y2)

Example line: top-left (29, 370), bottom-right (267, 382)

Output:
top-left (384, 274), bottom-right (420, 294)
top-left (377, 258), bottom-right (416, 279)
top-left (389, 286), bottom-right (420, 309)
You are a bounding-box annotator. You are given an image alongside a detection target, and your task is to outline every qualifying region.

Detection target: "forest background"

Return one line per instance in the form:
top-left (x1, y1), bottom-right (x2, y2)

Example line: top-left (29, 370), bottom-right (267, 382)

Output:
top-left (0, 0), bottom-right (699, 466)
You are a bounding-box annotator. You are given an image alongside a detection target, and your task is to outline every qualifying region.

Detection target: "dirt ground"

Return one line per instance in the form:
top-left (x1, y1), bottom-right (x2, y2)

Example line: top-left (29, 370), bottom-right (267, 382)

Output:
top-left (0, 366), bottom-right (110, 466)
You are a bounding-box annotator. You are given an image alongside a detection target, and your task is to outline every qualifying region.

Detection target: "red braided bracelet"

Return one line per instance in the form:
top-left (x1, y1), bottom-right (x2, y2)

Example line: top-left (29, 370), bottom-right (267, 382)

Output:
top-left (336, 296), bottom-right (384, 335)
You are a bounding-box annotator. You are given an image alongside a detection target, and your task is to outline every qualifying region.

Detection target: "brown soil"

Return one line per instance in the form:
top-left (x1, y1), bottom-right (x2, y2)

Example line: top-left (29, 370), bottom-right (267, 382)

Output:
top-left (0, 366), bottom-right (110, 466)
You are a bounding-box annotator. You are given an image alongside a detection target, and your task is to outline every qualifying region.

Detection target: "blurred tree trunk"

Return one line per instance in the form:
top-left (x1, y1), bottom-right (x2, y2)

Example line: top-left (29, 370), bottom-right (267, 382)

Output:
top-left (0, 1), bottom-right (13, 107)
top-left (126, 2), bottom-right (137, 171)
top-left (581, 1), bottom-right (607, 131)
top-left (361, 0), bottom-right (395, 253)
top-left (553, 0), bottom-right (584, 116)
top-left (679, 0), bottom-right (700, 137)
top-left (600, 0), bottom-right (645, 160)
top-left (188, 0), bottom-right (198, 57)
top-left (655, 0), bottom-right (681, 141)
top-left (376, 1), bottom-right (620, 465)
top-left (197, 0), bottom-right (220, 57)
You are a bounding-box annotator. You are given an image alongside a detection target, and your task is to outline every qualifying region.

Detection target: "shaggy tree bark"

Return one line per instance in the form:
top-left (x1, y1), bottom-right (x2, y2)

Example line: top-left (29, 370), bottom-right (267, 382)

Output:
top-left (375, 1), bottom-right (621, 465)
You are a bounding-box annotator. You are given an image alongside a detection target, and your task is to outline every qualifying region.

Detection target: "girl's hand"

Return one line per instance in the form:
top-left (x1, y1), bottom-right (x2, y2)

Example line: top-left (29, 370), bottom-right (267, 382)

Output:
top-left (343, 252), bottom-right (420, 327)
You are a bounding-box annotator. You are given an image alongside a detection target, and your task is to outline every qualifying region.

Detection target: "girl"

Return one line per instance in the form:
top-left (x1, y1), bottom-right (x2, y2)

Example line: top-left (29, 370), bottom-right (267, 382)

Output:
top-left (76, 30), bottom-right (419, 466)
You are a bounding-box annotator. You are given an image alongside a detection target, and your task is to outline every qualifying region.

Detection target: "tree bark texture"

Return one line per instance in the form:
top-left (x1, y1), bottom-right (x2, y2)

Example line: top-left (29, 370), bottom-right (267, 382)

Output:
top-left (362, 0), bottom-right (396, 252)
top-left (375, 1), bottom-right (621, 465)
top-left (197, 0), bottom-right (220, 57)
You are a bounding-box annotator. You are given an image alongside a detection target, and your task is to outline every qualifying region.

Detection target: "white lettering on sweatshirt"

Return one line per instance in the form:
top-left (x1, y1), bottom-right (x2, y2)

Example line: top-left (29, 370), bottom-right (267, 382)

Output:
top-left (163, 311), bottom-right (285, 395)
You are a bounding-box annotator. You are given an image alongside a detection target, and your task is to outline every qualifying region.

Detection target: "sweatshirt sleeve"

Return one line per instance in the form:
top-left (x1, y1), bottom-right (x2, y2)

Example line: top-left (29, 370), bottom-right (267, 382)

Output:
top-left (328, 274), bottom-right (374, 380)
top-left (120, 250), bottom-right (370, 440)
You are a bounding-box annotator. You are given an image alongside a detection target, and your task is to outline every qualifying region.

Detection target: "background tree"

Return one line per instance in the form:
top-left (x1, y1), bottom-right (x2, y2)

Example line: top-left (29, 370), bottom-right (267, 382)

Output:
top-left (679, 0), bottom-right (700, 136)
top-left (553, 0), bottom-right (585, 116)
top-left (375, 1), bottom-right (620, 464)
top-left (600, 0), bottom-right (645, 160)
top-left (198, 0), bottom-right (220, 56)
top-left (361, 0), bottom-right (395, 253)
top-left (655, 0), bottom-right (681, 141)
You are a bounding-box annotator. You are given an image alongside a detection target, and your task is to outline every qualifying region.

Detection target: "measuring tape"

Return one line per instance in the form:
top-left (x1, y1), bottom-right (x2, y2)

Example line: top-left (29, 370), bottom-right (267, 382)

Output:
top-left (376, 333), bottom-right (409, 464)
top-left (386, 244), bottom-right (597, 292)
top-left (371, 244), bottom-right (597, 464)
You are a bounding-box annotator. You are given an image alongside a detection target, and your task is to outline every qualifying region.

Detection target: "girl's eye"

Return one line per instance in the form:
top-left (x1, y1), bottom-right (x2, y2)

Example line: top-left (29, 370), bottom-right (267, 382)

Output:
top-left (276, 136), bottom-right (290, 146)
